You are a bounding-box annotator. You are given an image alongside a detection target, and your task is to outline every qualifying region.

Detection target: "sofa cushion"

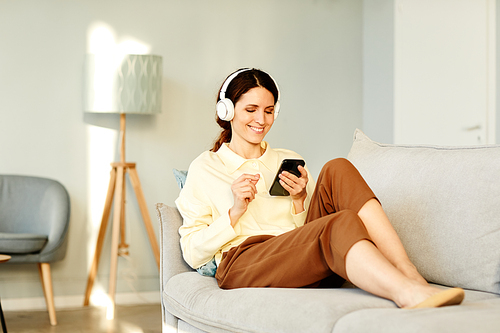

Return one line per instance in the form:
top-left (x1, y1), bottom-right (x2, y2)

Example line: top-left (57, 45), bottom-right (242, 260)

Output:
top-left (347, 129), bottom-right (500, 295)
top-left (165, 271), bottom-right (395, 333)
top-left (333, 297), bottom-right (500, 333)
top-left (0, 232), bottom-right (48, 254)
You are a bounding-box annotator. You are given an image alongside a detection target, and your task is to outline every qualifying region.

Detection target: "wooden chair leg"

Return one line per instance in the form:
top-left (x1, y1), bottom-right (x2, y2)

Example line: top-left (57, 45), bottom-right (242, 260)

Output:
top-left (38, 263), bottom-right (57, 326)
top-left (0, 297), bottom-right (8, 332)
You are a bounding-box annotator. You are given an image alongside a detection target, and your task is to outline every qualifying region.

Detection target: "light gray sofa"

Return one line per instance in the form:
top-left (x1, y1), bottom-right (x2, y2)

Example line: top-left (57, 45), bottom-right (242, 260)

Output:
top-left (156, 129), bottom-right (500, 333)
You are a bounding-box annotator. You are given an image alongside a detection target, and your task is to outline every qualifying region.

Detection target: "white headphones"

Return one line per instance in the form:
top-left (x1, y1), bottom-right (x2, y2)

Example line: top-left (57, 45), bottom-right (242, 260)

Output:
top-left (216, 68), bottom-right (281, 121)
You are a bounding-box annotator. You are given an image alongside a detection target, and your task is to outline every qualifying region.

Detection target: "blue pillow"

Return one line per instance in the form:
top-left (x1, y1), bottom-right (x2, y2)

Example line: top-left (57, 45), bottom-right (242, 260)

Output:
top-left (173, 169), bottom-right (188, 189)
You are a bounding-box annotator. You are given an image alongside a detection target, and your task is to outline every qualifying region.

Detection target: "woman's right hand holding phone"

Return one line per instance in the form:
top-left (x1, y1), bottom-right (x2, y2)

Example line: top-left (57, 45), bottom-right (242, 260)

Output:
top-left (229, 173), bottom-right (260, 227)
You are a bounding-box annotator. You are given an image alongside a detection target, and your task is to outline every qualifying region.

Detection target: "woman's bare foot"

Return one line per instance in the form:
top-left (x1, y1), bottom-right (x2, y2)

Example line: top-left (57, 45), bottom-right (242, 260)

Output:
top-left (396, 282), bottom-right (464, 309)
top-left (408, 288), bottom-right (465, 309)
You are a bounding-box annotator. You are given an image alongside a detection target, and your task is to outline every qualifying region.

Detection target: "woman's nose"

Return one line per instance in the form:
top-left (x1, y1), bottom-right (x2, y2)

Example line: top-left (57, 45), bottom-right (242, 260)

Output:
top-left (254, 110), bottom-right (265, 124)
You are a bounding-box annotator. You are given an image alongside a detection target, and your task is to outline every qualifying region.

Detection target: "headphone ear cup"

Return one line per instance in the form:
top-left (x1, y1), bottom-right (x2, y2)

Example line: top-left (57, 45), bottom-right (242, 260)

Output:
top-left (274, 101), bottom-right (280, 120)
top-left (216, 99), bottom-right (235, 121)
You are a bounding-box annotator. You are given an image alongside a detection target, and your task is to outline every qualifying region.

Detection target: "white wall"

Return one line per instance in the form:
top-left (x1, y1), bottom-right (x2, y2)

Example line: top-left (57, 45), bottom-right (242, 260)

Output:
top-left (362, 0), bottom-right (394, 143)
top-left (498, 0), bottom-right (500, 139)
top-left (363, 0), bottom-right (500, 144)
top-left (0, 0), bottom-right (363, 306)
top-left (394, 0), bottom-right (495, 145)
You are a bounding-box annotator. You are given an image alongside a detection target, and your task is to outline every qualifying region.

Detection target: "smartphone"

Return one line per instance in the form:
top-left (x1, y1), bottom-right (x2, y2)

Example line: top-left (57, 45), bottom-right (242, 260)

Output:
top-left (269, 159), bottom-right (306, 196)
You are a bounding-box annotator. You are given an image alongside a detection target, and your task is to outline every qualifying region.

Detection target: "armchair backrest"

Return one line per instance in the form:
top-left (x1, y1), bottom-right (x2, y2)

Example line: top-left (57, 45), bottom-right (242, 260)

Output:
top-left (0, 175), bottom-right (70, 262)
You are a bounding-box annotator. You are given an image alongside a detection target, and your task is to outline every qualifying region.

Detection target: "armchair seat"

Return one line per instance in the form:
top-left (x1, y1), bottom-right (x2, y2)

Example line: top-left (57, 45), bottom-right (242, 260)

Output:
top-left (0, 232), bottom-right (48, 254)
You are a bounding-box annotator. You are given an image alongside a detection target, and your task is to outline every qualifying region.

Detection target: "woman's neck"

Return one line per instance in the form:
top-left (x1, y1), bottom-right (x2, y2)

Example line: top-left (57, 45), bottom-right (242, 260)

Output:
top-left (228, 141), bottom-right (265, 159)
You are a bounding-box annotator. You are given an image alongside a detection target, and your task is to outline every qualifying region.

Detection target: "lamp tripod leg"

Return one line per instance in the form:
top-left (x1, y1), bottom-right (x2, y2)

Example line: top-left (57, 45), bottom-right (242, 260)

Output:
top-left (84, 167), bottom-right (117, 306)
top-left (83, 160), bottom-right (159, 318)
top-left (129, 166), bottom-right (160, 269)
top-left (119, 168), bottom-right (129, 256)
top-left (107, 165), bottom-right (125, 319)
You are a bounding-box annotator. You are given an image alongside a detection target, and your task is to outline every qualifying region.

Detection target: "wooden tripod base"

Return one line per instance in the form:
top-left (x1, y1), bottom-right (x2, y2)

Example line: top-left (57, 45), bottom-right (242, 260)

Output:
top-left (83, 162), bottom-right (160, 310)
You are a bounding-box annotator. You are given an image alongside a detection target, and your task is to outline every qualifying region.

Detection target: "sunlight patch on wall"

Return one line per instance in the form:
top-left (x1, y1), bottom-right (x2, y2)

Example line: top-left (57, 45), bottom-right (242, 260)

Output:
top-left (85, 22), bottom-right (152, 313)
top-left (87, 21), bottom-right (151, 56)
top-left (86, 22), bottom-right (151, 111)
top-left (86, 124), bottom-right (117, 246)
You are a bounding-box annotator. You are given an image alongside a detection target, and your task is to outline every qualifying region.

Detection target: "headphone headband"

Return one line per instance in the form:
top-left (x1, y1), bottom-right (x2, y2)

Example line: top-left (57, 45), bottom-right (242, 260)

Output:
top-left (219, 68), bottom-right (251, 100)
top-left (216, 68), bottom-right (281, 121)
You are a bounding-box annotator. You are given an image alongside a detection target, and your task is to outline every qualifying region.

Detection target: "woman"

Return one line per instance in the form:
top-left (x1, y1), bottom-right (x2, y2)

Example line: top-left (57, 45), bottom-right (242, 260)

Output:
top-left (175, 68), bottom-right (464, 309)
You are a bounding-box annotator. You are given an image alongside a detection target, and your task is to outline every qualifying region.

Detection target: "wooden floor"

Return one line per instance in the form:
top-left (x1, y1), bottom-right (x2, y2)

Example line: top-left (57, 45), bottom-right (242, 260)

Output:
top-left (2, 303), bottom-right (161, 333)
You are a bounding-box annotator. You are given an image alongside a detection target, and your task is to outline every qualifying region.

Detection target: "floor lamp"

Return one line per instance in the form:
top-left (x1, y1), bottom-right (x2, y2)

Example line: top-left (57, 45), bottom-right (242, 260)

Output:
top-left (82, 54), bottom-right (162, 316)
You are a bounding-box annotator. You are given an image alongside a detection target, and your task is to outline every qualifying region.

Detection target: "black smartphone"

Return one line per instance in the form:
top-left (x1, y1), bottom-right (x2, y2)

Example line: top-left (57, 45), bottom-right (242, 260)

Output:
top-left (269, 159), bottom-right (306, 196)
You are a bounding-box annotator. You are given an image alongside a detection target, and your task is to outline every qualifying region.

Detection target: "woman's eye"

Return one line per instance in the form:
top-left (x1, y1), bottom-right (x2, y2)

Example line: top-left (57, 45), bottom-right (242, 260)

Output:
top-left (265, 110), bottom-right (274, 115)
top-left (246, 109), bottom-right (256, 113)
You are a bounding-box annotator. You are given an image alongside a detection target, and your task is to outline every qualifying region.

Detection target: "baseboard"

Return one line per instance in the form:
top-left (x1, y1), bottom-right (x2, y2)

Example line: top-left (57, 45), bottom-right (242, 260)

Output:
top-left (1, 291), bottom-right (160, 311)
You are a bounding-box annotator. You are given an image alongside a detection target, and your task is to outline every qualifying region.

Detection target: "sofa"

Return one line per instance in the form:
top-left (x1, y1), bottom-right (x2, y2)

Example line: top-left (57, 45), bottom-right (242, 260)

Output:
top-left (156, 129), bottom-right (500, 333)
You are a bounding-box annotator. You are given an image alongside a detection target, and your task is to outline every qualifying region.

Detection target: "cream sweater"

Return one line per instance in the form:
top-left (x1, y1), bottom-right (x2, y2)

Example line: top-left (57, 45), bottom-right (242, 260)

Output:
top-left (175, 142), bottom-right (316, 269)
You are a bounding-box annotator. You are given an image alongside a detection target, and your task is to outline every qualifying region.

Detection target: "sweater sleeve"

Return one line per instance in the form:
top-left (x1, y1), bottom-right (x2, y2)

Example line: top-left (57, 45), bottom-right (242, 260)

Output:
top-left (176, 195), bottom-right (237, 269)
top-left (175, 155), bottom-right (238, 269)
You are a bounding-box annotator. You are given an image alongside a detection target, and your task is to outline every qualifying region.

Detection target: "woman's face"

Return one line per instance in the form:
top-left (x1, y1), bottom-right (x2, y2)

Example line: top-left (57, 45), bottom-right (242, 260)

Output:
top-left (231, 86), bottom-right (275, 148)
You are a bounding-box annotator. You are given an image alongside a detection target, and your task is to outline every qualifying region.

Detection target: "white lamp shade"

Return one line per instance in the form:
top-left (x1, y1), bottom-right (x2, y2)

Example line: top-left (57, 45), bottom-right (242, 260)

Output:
top-left (84, 54), bottom-right (162, 114)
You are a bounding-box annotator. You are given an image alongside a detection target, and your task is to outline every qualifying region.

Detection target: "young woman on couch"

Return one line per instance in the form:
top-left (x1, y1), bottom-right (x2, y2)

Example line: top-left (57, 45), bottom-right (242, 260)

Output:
top-left (175, 68), bottom-right (464, 309)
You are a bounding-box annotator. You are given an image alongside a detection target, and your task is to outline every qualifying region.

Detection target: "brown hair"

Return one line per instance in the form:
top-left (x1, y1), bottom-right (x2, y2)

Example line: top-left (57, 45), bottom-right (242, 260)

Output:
top-left (211, 68), bottom-right (279, 152)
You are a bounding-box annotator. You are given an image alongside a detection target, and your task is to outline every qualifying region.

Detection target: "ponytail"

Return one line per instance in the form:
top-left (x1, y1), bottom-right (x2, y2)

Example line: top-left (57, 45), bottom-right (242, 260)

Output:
top-left (211, 117), bottom-right (231, 152)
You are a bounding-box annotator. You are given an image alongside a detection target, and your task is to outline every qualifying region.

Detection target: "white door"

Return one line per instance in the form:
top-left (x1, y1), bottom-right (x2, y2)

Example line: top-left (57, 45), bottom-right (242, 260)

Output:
top-left (394, 0), bottom-right (496, 145)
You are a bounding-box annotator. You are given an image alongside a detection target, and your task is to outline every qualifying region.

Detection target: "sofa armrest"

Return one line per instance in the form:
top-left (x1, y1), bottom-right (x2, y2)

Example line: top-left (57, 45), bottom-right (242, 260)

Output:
top-left (156, 203), bottom-right (193, 291)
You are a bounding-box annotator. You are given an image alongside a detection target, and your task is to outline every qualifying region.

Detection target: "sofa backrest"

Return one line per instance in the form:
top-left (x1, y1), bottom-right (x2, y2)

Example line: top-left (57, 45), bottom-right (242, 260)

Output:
top-left (347, 129), bottom-right (500, 295)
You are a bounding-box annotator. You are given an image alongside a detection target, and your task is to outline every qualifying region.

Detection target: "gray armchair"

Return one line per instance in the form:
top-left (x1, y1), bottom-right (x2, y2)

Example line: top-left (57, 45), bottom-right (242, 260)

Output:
top-left (0, 175), bottom-right (70, 326)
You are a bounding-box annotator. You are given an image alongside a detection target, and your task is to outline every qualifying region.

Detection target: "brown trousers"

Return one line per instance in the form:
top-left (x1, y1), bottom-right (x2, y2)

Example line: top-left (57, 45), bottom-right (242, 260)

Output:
top-left (215, 158), bottom-right (377, 289)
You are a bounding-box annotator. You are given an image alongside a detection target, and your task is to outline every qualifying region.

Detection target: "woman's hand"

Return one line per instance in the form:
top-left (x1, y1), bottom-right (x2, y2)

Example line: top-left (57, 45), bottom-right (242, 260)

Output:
top-left (229, 173), bottom-right (260, 227)
top-left (279, 165), bottom-right (308, 213)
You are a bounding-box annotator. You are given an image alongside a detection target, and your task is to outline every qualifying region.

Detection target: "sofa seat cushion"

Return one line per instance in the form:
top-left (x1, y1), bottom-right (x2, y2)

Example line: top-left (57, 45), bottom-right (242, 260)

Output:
top-left (333, 296), bottom-right (500, 333)
top-left (347, 129), bottom-right (500, 295)
top-left (0, 232), bottom-right (47, 254)
top-left (165, 272), bottom-right (395, 333)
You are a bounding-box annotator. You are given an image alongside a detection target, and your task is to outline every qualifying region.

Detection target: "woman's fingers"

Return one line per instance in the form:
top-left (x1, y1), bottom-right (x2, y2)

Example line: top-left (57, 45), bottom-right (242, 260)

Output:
top-left (280, 167), bottom-right (307, 190)
top-left (232, 174), bottom-right (260, 203)
top-left (280, 166), bottom-right (308, 198)
top-left (229, 174), bottom-right (260, 226)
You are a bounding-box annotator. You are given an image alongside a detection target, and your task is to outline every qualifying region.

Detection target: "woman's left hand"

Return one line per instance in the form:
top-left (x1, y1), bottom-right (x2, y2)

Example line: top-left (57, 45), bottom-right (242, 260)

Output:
top-left (279, 165), bottom-right (308, 212)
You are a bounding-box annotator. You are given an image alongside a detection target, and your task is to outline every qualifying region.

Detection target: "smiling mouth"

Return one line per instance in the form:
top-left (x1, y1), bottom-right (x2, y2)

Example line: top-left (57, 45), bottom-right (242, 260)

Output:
top-left (249, 126), bottom-right (264, 134)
